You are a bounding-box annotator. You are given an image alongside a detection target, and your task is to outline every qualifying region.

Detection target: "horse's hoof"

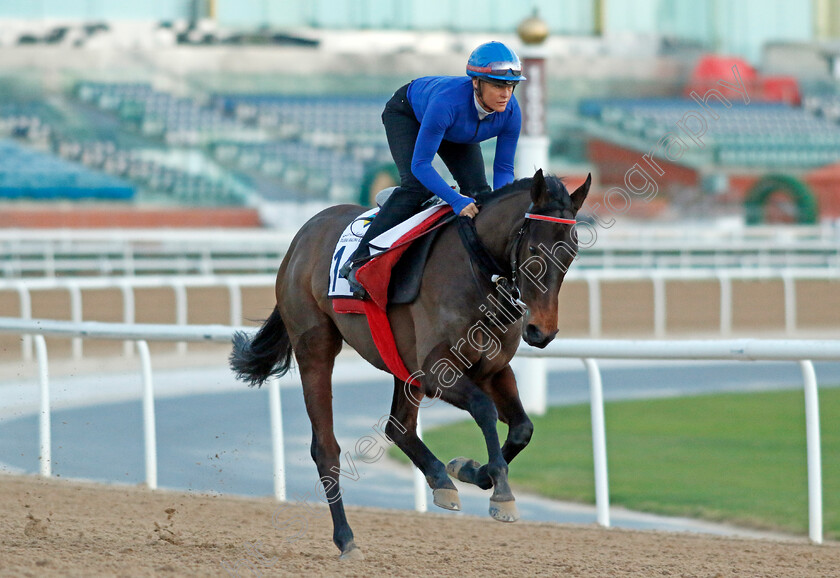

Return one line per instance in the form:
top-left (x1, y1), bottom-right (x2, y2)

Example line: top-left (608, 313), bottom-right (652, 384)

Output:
top-left (339, 543), bottom-right (365, 561)
top-left (433, 488), bottom-right (461, 511)
top-left (489, 499), bottom-right (519, 523)
top-left (446, 457), bottom-right (481, 483)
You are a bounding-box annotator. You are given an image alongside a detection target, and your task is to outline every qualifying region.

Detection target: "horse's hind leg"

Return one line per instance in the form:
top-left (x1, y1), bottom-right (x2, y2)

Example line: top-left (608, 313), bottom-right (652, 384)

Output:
top-left (386, 378), bottom-right (460, 511)
top-left (448, 364), bottom-right (533, 490)
top-left (296, 322), bottom-right (362, 560)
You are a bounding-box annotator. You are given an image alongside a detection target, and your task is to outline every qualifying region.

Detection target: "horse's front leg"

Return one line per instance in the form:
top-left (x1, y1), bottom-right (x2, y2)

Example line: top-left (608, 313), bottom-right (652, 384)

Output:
top-left (437, 373), bottom-right (519, 523)
top-left (386, 377), bottom-right (461, 511)
top-left (466, 387), bottom-right (519, 522)
top-left (447, 364), bottom-right (533, 496)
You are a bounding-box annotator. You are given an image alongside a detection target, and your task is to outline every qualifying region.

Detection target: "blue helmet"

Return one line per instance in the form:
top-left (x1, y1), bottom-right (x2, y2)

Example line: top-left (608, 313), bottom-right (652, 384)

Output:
top-left (466, 41), bottom-right (526, 85)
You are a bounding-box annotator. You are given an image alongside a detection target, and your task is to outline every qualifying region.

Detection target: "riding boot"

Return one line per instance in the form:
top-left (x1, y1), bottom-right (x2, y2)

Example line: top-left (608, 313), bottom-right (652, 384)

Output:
top-left (339, 187), bottom-right (432, 281)
top-left (345, 267), bottom-right (367, 299)
top-left (338, 245), bottom-right (367, 279)
top-left (339, 244), bottom-right (369, 298)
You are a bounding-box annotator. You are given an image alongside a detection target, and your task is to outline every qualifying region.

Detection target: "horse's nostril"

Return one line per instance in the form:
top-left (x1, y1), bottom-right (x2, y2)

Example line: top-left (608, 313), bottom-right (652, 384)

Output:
top-left (524, 324), bottom-right (558, 348)
top-left (525, 324), bottom-right (542, 342)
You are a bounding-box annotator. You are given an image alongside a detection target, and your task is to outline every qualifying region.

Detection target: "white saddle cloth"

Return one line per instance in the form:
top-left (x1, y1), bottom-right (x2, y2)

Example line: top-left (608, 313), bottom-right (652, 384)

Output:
top-left (328, 201), bottom-right (446, 298)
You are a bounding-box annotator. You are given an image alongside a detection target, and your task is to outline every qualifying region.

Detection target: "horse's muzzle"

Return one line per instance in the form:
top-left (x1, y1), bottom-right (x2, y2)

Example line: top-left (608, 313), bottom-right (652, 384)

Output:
top-left (523, 323), bottom-right (558, 349)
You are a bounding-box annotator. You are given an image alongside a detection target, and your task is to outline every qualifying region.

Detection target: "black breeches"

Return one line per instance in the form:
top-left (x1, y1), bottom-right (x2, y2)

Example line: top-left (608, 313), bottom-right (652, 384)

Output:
top-left (352, 83), bottom-right (489, 261)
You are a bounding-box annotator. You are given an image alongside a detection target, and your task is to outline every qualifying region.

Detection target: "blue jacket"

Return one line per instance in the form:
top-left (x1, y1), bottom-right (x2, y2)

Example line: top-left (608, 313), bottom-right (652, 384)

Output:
top-left (407, 76), bottom-right (521, 215)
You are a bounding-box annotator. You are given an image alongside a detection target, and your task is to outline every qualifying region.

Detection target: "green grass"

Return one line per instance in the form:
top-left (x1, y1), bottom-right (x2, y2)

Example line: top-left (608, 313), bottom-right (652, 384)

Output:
top-left (394, 388), bottom-right (840, 539)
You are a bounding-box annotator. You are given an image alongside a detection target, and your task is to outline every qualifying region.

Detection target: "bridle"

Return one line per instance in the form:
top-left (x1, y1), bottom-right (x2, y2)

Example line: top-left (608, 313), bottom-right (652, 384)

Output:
top-left (492, 203), bottom-right (577, 311)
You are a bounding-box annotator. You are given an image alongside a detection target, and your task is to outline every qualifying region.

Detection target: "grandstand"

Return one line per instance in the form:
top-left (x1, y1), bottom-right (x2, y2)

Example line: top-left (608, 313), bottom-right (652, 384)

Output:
top-left (1, 2), bottom-right (840, 225)
top-left (0, 140), bottom-right (134, 200)
top-left (6, 71), bottom-right (840, 222)
top-left (1, 79), bottom-right (392, 207)
top-left (209, 93), bottom-right (391, 199)
top-left (2, 6), bottom-right (840, 572)
top-left (580, 99), bottom-right (840, 169)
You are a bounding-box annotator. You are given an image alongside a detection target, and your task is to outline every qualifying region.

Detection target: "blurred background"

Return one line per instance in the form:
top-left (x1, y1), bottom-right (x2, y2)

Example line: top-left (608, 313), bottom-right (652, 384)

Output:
top-left (1, 3), bottom-right (839, 539)
top-left (2, 0), bottom-right (840, 342)
top-left (1, 0), bottom-right (840, 228)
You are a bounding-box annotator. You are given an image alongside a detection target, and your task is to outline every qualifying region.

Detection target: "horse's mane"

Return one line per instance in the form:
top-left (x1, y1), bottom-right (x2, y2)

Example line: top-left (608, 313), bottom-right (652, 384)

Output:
top-left (472, 174), bottom-right (571, 208)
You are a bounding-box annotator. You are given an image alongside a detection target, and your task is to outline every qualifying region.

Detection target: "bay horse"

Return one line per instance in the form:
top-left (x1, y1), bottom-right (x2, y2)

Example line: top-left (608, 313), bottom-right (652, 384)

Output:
top-left (230, 169), bottom-right (589, 559)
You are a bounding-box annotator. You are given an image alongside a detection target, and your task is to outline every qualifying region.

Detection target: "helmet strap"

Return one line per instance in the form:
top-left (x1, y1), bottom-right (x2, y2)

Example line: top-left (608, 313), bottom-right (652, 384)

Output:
top-left (474, 79), bottom-right (492, 113)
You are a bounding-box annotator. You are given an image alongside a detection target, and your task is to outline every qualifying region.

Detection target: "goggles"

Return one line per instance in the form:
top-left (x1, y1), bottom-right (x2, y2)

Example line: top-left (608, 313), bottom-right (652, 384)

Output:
top-left (466, 61), bottom-right (523, 78)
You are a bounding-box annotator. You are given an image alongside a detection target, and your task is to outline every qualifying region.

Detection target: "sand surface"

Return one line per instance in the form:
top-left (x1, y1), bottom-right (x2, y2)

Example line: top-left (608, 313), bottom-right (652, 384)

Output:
top-left (1, 474), bottom-right (838, 577)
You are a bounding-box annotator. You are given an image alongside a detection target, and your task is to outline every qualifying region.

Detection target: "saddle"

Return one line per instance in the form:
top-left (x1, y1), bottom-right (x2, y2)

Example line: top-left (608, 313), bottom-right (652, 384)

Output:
top-left (329, 202), bottom-right (453, 385)
top-left (329, 203), bottom-right (452, 310)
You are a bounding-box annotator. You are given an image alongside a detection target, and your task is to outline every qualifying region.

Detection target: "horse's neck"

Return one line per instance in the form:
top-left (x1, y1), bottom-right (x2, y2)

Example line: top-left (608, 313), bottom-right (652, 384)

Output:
top-left (474, 191), bottom-right (530, 262)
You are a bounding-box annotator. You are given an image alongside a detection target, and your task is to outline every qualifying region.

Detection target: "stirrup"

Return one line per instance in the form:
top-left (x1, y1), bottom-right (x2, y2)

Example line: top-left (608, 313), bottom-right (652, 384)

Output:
top-left (338, 260), bottom-right (353, 279)
top-left (346, 268), bottom-right (368, 299)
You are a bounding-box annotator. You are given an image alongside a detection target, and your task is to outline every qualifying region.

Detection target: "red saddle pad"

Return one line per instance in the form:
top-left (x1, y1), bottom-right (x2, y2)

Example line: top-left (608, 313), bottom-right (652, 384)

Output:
top-left (331, 206), bottom-right (451, 385)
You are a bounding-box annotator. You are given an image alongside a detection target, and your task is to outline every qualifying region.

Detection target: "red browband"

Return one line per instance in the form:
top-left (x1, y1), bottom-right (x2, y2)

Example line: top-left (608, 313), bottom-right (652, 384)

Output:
top-left (524, 213), bottom-right (577, 225)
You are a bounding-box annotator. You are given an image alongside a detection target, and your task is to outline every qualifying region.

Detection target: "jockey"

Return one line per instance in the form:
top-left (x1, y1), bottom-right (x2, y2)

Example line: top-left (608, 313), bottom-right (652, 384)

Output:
top-left (340, 40), bottom-right (526, 297)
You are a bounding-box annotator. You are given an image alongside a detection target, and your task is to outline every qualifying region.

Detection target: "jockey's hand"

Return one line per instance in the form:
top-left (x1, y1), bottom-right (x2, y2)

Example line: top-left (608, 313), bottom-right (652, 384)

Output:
top-left (459, 203), bottom-right (479, 218)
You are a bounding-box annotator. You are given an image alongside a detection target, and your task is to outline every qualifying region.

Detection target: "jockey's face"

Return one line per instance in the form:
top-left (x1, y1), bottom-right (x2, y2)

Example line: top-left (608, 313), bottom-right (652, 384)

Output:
top-left (472, 78), bottom-right (514, 114)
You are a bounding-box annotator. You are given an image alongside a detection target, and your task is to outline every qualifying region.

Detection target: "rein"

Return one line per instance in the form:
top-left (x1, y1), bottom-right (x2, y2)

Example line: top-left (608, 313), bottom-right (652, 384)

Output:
top-left (349, 197), bottom-right (577, 312)
top-left (456, 216), bottom-right (508, 279)
top-left (458, 203), bottom-right (577, 311)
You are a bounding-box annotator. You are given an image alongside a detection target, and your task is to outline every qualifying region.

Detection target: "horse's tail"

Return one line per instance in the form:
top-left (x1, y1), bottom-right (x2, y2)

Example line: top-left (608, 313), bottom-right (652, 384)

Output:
top-left (229, 306), bottom-right (294, 388)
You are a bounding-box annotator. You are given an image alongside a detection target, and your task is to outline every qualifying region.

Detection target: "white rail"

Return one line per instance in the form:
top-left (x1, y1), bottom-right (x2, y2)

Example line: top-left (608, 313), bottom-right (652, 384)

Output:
top-left (0, 229), bottom-right (295, 278)
top-left (0, 317), bottom-right (244, 495)
top-left (0, 316), bottom-right (834, 543)
top-left (573, 267), bottom-right (840, 338)
top-left (4, 268), bottom-right (839, 361)
top-left (517, 338), bottom-right (840, 544)
top-left (0, 275), bottom-right (274, 360)
top-left (1, 224), bottom-right (839, 277)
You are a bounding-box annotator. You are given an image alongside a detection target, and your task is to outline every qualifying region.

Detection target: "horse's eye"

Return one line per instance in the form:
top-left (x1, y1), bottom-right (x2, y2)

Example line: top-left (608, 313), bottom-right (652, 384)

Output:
top-left (528, 245), bottom-right (537, 255)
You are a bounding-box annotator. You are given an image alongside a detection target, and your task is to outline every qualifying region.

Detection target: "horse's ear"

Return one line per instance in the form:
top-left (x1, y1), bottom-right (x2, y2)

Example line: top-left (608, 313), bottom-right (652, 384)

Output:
top-left (530, 168), bottom-right (550, 207)
top-left (570, 173), bottom-right (591, 213)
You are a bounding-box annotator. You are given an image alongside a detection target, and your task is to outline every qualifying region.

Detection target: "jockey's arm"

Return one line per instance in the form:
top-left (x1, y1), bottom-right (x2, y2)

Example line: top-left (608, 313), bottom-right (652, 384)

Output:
top-left (410, 112), bottom-right (476, 216)
top-left (492, 103), bottom-right (521, 190)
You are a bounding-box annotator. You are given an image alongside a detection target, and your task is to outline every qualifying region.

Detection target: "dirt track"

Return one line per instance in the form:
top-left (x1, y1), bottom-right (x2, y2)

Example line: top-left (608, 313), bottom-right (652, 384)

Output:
top-left (1, 474), bottom-right (838, 577)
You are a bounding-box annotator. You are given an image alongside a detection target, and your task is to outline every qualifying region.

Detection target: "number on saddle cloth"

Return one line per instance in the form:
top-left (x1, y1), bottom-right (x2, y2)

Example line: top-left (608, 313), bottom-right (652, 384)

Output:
top-left (328, 194), bottom-right (447, 299)
top-left (330, 207), bottom-right (378, 297)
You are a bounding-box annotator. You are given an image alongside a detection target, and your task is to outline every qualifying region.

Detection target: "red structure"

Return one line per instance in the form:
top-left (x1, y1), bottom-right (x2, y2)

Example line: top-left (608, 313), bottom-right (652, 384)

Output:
top-left (587, 137), bottom-right (840, 221)
top-left (684, 55), bottom-right (801, 106)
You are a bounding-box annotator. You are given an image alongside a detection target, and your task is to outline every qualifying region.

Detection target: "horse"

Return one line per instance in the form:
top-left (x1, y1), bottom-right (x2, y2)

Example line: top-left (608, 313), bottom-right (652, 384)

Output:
top-left (230, 168), bottom-right (590, 559)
